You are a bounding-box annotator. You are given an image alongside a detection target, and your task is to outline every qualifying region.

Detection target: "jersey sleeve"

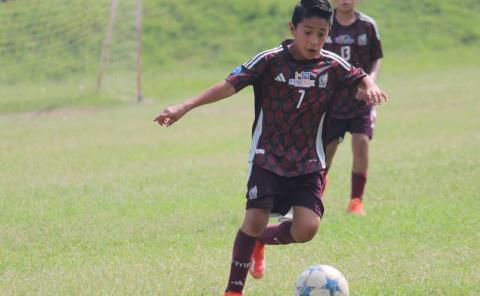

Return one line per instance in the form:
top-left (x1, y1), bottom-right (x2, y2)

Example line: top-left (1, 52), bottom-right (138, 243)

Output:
top-left (332, 57), bottom-right (367, 87)
top-left (369, 22), bottom-right (383, 61)
top-left (225, 52), bottom-right (270, 92)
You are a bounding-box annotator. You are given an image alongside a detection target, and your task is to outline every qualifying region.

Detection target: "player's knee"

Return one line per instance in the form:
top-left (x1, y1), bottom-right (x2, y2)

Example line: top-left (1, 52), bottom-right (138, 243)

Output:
top-left (241, 208), bottom-right (269, 237)
top-left (292, 220), bottom-right (320, 243)
top-left (241, 218), bottom-right (267, 237)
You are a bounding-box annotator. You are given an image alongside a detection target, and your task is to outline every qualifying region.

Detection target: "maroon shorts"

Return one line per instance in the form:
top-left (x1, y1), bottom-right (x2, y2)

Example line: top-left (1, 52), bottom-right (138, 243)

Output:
top-left (325, 109), bottom-right (376, 144)
top-left (245, 165), bottom-right (324, 217)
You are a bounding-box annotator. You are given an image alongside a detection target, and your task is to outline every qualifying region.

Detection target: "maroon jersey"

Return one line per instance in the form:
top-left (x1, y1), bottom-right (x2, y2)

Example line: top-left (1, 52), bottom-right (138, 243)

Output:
top-left (226, 40), bottom-right (366, 177)
top-left (323, 11), bottom-right (383, 118)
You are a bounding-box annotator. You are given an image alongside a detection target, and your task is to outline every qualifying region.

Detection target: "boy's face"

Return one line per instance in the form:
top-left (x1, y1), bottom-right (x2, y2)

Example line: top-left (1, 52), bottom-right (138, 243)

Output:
top-left (290, 17), bottom-right (330, 60)
top-left (333, 0), bottom-right (357, 13)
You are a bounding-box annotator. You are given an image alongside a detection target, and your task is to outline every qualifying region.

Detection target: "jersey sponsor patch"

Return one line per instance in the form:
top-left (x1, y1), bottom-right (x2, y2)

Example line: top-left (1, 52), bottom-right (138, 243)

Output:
top-left (335, 34), bottom-right (355, 45)
top-left (289, 71), bottom-right (316, 88)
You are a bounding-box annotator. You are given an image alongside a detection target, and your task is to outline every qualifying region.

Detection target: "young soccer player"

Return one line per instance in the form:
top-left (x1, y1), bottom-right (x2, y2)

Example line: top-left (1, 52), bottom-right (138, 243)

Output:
top-left (154, 0), bottom-right (387, 294)
top-left (320, 0), bottom-right (384, 215)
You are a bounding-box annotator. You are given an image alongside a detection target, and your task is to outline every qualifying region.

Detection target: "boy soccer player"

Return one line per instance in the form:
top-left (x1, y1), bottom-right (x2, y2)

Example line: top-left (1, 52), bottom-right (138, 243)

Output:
top-left (322, 0), bottom-right (384, 215)
top-left (154, 0), bottom-right (387, 295)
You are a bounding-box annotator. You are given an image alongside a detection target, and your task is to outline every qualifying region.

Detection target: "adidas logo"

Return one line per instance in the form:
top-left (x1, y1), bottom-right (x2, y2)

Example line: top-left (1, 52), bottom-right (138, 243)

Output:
top-left (230, 281), bottom-right (244, 287)
top-left (274, 73), bottom-right (286, 83)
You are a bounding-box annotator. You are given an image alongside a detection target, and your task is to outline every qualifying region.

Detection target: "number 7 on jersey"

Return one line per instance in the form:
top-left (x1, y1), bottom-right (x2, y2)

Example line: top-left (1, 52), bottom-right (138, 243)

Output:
top-left (296, 89), bottom-right (306, 109)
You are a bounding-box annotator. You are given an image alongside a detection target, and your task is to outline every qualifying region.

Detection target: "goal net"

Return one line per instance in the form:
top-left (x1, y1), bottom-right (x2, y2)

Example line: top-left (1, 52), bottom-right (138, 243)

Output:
top-left (0, 0), bottom-right (142, 111)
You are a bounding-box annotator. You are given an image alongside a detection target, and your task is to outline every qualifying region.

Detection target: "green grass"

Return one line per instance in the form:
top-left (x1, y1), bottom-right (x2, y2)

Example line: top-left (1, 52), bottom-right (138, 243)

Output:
top-left (2, 0), bottom-right (480, 113)
top-left (1, 64), bottom-right (479, 295)
top-left (142, 0), bottom-right (480, 70)
top-left (0, 80), bottom-right (125, 114)
top-left (1, 1), bottom-right (480, 294)
top-left (3, 0), bottom-right (480, 73)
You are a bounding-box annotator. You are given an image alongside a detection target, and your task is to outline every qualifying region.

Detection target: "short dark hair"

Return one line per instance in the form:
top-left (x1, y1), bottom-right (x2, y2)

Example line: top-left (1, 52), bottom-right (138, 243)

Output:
top-left (291, 0), bottom-right (333, 27)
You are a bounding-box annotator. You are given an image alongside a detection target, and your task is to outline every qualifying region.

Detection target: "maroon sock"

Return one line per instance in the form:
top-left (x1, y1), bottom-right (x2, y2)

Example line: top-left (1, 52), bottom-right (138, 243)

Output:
top-left (351, 172), bottom-right (367, 199)
top-left (258, 221), bottom-right (296, 245)
top-left (225, 230), bottom-right (257, 293)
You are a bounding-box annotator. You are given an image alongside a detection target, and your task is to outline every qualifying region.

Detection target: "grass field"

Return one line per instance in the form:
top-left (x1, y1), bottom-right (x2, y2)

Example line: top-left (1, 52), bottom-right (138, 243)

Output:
top-left (1, 62), bottom-right (479, 295)
top-left (1, 0), bottom-right (479, 294)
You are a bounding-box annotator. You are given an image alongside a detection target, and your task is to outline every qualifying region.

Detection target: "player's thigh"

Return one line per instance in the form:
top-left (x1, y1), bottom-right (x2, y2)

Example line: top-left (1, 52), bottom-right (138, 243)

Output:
top-left (287, 172), bottom-right (324, 218)
top-left (288, 173), bottom-right (324, 241)
top-left (351, 133), bottom-right (369, 157)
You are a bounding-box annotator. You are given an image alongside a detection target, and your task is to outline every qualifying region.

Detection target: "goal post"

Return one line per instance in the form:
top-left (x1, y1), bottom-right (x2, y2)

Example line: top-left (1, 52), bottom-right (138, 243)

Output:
top-left (0, 0), bottom-right (143, 110)
top-left (135, 0), bottom-right (143, 102)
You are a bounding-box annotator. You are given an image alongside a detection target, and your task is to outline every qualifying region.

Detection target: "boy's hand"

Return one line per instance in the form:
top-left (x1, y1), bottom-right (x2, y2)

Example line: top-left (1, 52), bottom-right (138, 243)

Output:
top-left (153, 103), bottom-right (189, 127)
top-left (355, 89), bottom-right (369, 102)
top-left (357, 86), bottom-right (388, 106)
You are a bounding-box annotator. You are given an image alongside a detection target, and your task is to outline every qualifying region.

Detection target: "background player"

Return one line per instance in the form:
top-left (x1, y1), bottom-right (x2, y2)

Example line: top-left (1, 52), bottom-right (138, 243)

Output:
top-left (322, 0), bottom-right (384, 215)
top-left (154, 0), bottom-right (387, 295)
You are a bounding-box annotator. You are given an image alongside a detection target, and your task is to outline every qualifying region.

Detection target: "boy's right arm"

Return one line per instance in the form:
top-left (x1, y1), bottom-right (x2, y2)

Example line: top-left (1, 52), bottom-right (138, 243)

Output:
top-left (153, 80), bottom-right (236, 127)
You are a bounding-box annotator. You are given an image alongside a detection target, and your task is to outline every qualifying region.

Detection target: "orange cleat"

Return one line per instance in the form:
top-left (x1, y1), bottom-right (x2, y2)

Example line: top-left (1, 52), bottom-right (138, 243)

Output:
top-left (249, 241), bottom-right (266, 279)
top-left (347, 197), bottom-right (366, 215)
top-left (224, 292), bottom-right (242, 296)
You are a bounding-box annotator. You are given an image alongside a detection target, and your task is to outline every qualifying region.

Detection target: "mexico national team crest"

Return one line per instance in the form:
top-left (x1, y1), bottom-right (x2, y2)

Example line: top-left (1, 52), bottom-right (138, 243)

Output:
top-left (318, 73), bottom-right (328, 88)
top-left (358, 34), bottom-right (368, 46)
top-left (289, 71), bottom-right (316, 88)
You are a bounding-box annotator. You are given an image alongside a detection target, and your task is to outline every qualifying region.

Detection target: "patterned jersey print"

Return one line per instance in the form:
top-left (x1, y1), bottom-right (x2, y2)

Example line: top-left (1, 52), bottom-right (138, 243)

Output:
top-left (323, 11), bottom-right (383, 118)
top-left (226, 40), bottom-right (366, 177)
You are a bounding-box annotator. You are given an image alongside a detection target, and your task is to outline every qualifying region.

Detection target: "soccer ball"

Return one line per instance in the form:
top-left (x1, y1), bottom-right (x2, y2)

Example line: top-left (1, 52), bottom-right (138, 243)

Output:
top-left (294, 264), bottom-right (349, 296)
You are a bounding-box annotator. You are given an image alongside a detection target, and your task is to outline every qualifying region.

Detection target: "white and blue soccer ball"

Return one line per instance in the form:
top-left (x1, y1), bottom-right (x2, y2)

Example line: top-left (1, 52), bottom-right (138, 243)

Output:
top-left (294, 264), bottom-right (349, 296)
